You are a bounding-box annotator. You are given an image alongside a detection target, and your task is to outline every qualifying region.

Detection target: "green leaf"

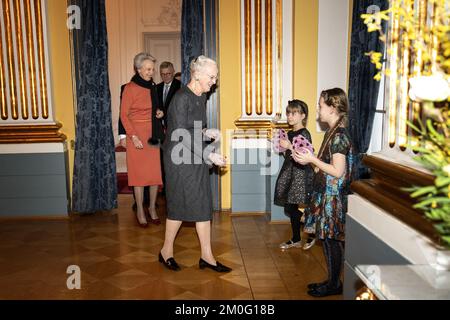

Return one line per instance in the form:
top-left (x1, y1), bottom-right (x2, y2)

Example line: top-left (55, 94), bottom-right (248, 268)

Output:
top-left (427, 120), bottom-right (444, 142)
top-left (442, 236), bottom-right (450, 248)
top-left (403, 186), bottom-right (420, 192)
top-left (419, 197), bottom-right (450, 206)
top-left (435, 223), bottom-right (450, 234)
top-left (406, 120), bottom-right (423, 134)
top-left (412, 156), bottom-right (434, 168)
top-left (422, 155), bottom-right (443, 168)
top-left (436, 177), bottom-right (450, 188)
top-left (431, 209), bottom-right (447, 220)
top-left (407, 146), bottom-right (431, 154)
top-left (410, 186), bottom-right (437, 198)
top-left (443, 213), bottom-right (450, 223)
top-left (425, 210), bottom-right (442, 220)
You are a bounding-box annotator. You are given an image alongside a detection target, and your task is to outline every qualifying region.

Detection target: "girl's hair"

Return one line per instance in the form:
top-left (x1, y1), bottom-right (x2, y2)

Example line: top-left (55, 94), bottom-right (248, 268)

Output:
top-left (286, 99), bottom-right (309, 126)
top-left (319, 88), bottom-right (349, 126)
top-left (317, 88), bottom-right (349, 159)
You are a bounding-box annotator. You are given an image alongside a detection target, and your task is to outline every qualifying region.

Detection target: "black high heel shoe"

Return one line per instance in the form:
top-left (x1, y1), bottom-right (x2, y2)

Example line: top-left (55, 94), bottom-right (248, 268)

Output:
top-left (199, 258), bottom-right (232, 273)
top-left (159, 252), bottom-right (180, 271)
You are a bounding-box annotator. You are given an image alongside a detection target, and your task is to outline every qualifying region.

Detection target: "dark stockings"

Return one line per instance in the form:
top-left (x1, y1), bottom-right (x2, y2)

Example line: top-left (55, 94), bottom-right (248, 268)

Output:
top-left (322, 238), bottom-right (344, 289)
top-left (285, 204), bottom-right (301, 242)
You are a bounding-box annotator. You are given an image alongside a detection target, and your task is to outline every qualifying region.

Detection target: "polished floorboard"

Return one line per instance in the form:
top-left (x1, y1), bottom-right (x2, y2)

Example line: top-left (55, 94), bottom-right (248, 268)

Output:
top-left (0, 194), bottom-right (342, 300)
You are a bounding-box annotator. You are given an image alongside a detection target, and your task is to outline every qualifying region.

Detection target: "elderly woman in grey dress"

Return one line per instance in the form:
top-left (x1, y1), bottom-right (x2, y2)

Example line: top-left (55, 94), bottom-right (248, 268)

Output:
top-left (159, 56), bottom-right (231, 273)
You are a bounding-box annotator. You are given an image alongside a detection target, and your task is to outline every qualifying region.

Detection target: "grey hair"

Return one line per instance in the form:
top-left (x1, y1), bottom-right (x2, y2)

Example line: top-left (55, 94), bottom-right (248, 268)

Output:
top-left (189, 55), bottom-right (216, 77)
top-left (160, 61), bottom-right (174, 70)
top-left (134, 52), bottom-right (156, 70)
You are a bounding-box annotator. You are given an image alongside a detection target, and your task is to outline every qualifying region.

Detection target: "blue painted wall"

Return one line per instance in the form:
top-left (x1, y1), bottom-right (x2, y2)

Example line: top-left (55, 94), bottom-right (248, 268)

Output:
top-left (0, 152), bottom-right (70, 217)
top-left (231, 147), bottom-right (288, 222)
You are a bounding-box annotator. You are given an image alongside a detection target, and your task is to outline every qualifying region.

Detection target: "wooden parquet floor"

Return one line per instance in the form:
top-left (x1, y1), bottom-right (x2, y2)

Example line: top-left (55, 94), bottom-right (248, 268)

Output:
top-left (0, 194), bottom-right (342, 300)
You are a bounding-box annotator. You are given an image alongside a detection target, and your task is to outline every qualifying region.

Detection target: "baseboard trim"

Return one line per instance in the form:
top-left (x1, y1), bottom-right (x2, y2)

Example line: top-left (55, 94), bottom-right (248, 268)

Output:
top-left (268, 220), bottom-right (290, 225)
top-left (230, 211), bottom-right (266, 217)
top-left (0, 215), bottom-right (69, 221)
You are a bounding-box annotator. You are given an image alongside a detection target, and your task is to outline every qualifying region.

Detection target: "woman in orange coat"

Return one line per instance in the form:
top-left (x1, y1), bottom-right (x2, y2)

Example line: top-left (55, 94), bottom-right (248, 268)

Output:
top-left (120, 52), bottom-right (164, 227)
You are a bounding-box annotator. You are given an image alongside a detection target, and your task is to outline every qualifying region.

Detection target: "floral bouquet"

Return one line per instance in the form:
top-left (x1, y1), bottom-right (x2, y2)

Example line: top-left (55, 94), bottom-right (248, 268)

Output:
top-left (292, 135), bottom-right (314, 154)
top-left (362, 0), bottom-right (450, 248)
top-left (272, 129), bottom-right (288, 153)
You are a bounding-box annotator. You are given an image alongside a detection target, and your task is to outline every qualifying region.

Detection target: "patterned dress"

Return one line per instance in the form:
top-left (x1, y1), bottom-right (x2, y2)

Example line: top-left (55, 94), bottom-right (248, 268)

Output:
top-left (304, 128), bottom-right (354, 241)
top-left (274, 128), bottom-right (314, 206)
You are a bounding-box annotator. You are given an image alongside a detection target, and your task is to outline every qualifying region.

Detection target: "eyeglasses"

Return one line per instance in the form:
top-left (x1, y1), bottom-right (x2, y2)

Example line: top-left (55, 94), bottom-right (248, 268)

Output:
top-left (206, 74), bottom-right (218, 81)
top-left (161, 72), bottom-right (173, 77)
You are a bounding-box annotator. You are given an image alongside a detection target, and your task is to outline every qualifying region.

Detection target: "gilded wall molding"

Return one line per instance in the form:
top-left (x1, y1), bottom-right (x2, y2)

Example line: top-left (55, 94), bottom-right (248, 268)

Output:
top-left (239, 0), bottom-right (292, 125)
top-left (0, 123), bottom-right (67, 143)
top-left (234, 119), bottom-right (290, 139)
top-left (0, 0), bottom-right (53, 125)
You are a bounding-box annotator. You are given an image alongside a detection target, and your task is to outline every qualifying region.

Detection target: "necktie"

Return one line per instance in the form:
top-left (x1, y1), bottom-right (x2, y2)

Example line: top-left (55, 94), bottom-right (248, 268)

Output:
top-left (163, 84), bottom-right (169, 105)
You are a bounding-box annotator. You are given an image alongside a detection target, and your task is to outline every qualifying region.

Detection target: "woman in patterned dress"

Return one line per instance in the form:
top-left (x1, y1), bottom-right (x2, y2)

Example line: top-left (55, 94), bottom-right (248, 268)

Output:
top-left (293, 88), bottom-right (354, 297)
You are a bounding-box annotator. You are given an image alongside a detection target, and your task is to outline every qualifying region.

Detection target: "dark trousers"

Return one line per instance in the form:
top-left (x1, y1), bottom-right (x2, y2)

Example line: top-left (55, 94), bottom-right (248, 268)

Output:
top-left (322, 238), bottom-right (344, 289)
top-left (284, 204), bottom-right (302, 242)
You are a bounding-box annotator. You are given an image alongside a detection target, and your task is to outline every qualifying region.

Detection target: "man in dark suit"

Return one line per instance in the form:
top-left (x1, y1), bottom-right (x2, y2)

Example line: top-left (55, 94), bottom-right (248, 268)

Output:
top-left (156, 61), bottom-right (181, 128)
top-left (118, 78), bottom-right (156, 211)
top-left (156, 62), bottom-right (181, 195)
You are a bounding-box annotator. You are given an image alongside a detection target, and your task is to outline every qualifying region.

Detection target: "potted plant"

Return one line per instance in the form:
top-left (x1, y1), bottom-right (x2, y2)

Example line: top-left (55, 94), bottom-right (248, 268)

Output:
top-left (362, 0), bottom-right (450, 264)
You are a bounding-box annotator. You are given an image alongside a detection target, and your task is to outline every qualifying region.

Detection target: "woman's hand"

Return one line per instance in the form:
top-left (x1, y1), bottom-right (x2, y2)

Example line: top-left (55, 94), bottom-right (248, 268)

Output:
top-left (279, 139), bottom-right (292, 151)
top-left (119, 137), bottom-right (126, 148)
top-left (131, 135), bottom-right (143, 149)
top-left (203, 128), bottom-right (221, 140)
top-left (292, 148), bottom-right (315, 165)
top-left (156, 109), bottom-right (164, 119)
top-left (208, 152), bottom-right (227, 167)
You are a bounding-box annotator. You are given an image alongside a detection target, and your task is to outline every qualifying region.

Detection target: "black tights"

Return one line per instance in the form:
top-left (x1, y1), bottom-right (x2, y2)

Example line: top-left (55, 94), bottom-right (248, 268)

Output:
top-left (322, 238), bottom-right (344, 289)
top-left (285, 204), bottom-right (301, 242)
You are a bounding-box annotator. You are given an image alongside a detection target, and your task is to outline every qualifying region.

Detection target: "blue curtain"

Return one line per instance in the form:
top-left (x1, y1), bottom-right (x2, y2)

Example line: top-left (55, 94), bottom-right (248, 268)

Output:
top-left (181, 0), bottom-right (205, 85)
top-left (71, 0), bottom-right (117, 213)
top-left (348, 0), bottom-right (388, 179)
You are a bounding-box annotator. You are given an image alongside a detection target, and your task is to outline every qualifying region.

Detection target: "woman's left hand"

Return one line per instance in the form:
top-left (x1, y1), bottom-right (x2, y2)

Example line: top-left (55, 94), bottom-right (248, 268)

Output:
top-left (156, 109), bottom-right (164, 119)
top-left (292, 149), bottom-right (315, 165)
top-left (204, 128), bottom-right (221, 140)
top-left (208, 152), bottom-right (227, 167)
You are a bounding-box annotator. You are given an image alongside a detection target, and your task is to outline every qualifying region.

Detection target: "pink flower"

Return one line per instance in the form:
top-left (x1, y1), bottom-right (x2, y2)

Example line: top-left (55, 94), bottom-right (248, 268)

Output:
top-left (272, 129), bottom-right (288, 153)
top-left (292, 135), bottom-right (314, 154)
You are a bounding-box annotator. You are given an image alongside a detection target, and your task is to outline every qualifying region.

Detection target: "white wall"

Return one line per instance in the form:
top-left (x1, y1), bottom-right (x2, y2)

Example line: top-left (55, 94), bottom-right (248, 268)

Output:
top-left (105, 0), bottom-right (181, 144)
top-left (316, 0), bottom-right (350, 131)
top-left (349, 194), bottom-right (440, 266)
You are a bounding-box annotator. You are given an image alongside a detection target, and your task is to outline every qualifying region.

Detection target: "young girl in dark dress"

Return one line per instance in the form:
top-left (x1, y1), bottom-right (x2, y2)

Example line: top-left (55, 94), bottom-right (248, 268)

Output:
top-left (293, 88), bottom-right (354, 297)
top-left (274, 100), bottom-right (315, 250)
